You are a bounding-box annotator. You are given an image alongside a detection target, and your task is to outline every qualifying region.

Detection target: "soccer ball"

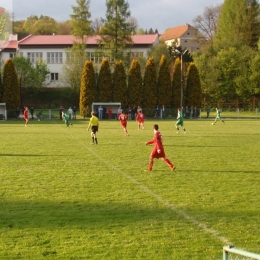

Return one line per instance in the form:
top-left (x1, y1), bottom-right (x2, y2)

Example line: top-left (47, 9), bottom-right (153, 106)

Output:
top-left (211, 123), bottom-right (214, 125)
top-left (38, 119), bottom-right (40, 121)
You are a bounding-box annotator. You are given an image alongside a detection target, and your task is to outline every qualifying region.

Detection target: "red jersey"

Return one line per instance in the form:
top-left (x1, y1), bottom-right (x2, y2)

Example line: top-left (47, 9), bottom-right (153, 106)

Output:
top-left (23, 109), bottom-right (28, 120)
top-left (136, 112), bottom-right (145, 122)
top-left (118, 113), bottom-right (128, 127)
top-left (146, 131), bottom-right (165, 158)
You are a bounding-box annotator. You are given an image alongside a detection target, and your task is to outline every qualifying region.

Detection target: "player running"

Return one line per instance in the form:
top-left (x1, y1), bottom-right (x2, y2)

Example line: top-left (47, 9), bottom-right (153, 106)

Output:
top-left (175, 108), bottom-right (186, 134)
top-left (145, 124), bottom-right (176, 172)
top-left (62, 111), bottom-right (73, 127)
top-left (118, 110), bottom-right (129, 136)
top-left (136, 110), bottom-right (145, 130)
top-left (213, 107), bottom-right (225, 125)
top-left (23, 106), bottom-right (29, 127)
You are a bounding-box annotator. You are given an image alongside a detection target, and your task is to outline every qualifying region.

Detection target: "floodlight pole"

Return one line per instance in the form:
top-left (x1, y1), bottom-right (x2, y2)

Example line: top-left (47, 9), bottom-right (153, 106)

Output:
top-left (180, 52), bottom-right (184, 110)
top-left (175, 49), bottom-right (187, 110)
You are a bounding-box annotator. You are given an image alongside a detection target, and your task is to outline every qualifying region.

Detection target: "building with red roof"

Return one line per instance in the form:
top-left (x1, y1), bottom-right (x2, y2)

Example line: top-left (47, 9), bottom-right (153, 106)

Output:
top-left (0, 24), bottom-right (201, 88)
top-left (160, 23), bottom-right (201, 52)
top-left (14, 34), bottom-right (159, 87)
top-left (0, 34), bottom-right (18, 60)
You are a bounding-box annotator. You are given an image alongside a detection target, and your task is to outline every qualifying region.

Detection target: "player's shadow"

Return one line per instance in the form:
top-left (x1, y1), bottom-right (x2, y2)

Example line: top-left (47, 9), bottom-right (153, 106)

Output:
top-left (177, 169), bottom-right (260, 174)
top-left (0, 154), bottom-right (64, 157)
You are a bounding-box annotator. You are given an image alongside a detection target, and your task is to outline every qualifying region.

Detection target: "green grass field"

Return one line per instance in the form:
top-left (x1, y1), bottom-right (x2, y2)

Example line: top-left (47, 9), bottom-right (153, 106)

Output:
top-left (0, 118), bottom-right (260, 259)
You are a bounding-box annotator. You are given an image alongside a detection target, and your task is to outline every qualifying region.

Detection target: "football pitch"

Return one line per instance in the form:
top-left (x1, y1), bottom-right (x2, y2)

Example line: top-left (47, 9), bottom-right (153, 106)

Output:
top-left (0, 119), bottom-right (259, 259)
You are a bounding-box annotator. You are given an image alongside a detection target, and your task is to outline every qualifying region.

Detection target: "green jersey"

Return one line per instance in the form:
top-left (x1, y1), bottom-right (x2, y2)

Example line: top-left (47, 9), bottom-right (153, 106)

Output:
top-left (176, 110), bottom-right (184, 126)
top-left (216, 109), bottom-right (221, 119)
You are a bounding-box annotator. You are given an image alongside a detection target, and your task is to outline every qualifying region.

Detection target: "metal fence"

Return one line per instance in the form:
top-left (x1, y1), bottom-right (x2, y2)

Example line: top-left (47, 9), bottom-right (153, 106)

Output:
top-left (1, 107), bottom-right (259, 120)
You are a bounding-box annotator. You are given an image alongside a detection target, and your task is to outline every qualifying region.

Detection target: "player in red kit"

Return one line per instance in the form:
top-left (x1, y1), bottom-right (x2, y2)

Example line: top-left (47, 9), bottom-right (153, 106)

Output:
top-left (145, 124), bottom-right (176, 171)
top-left (118, 111), bottom-right (129, 136)
top-left (136, 110), bottom-right (145, 130)
top-left (23, 106), bottom-right (29, 127)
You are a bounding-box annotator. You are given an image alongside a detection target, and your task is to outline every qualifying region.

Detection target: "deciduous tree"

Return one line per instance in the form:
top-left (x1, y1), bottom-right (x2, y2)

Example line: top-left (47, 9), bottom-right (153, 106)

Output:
top-left (214, 0), bottom-right (260, 49)
top-left (32, 59), bottom-right (50, 88)
top-left (193, 4), bottom-right (222, 44)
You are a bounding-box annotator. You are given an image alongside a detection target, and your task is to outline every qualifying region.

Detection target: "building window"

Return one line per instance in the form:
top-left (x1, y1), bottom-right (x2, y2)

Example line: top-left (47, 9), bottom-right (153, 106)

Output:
top-left (9, 53), bottom-right (16, 58)
top-left (51, 73), bottom-right (59, 81)
top-left (27, 52), bottom-right (43, 63)
top-left (47, 52), bottom-right (63, 64)
top-left (86, 52), bottom-right (106, 64)
top-left (131, 52), bottom-right (144, 58)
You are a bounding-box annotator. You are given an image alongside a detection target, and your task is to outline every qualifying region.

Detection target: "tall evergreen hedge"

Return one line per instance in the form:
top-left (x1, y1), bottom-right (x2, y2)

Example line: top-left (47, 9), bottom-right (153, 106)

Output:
top-left (2, 59), bottom-right (20, 109)
top-left (113, 60), bottom-right (127, 107)
top-left (157, 55), bottom-right (172, 108)
top-left (97, 59), bottom-right (112, 102)
top-left (80, 60), bottom-right (97, 117)
top-left (127, 59), bottom-right (142, 107)
top-left (143, 57), bottom-right (157, 109)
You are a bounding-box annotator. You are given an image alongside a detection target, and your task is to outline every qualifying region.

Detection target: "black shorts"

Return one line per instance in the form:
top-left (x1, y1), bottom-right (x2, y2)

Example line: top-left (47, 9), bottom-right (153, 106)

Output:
top-left (91, 126), bottom-right (98, 133)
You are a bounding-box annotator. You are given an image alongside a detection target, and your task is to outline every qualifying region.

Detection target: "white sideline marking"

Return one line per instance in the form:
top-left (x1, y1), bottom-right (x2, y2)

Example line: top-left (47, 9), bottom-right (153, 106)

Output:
top-left (57, 122), bottom-right (233, 245)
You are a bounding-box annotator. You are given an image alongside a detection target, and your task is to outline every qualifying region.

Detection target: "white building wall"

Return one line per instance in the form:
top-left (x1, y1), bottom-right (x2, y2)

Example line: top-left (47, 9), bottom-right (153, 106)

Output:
top-left (0, 51), bottom-right (16, 62)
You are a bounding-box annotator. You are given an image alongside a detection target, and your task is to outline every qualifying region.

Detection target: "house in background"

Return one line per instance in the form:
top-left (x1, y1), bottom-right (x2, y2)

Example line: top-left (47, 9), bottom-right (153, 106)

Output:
top-left (160, 23), bottom-right (201, 52)
top-left (0, 34), bottom-right (18, 61)
top-left (0, 23), bottom-right (202, 88)
top-left (15, 34), bottom-right (159, 88)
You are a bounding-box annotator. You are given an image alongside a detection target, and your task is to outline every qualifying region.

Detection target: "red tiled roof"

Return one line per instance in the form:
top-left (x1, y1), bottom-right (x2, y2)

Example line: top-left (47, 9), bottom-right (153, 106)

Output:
top-left (18, 34), bottom-right (158, 46)
top-left (132, 34), bottom-right (159, 44)
top-left (0, 40), bottom-right (17, 51)
top-left (6, 40), bottom-right (17, 49)
top-left (0, 7), bottom-right (5, 15)
top-left (159, 24), bottom-right (197, 41)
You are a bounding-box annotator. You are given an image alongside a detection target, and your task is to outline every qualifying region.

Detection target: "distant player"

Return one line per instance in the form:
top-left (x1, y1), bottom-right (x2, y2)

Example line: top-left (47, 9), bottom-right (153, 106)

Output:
top-left (23, 106), bottom-right (29, 127)
top-left (145, 124), bottom-right (176, 171)
top-left (213, 107), bottom-right (225, 125)
top-left (175, 108), bottom-right (186, 134)
top-left (118, 110), bottom-right (129, 136)
top-left (87, 112), bottom-right (99, 145)
top-left (62, 111), bottom-right (73, 127)
top-left (136, 110), bottom-right (145, 130)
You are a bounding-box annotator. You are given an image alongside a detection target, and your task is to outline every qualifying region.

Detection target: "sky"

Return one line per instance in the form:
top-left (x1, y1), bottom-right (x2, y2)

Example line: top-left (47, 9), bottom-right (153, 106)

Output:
top-left (3, 0), bottom-right (223, 34)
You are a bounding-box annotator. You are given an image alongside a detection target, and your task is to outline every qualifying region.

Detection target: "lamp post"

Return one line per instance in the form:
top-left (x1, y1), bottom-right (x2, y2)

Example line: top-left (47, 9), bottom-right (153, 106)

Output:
top-left (173, 49), bottom-right (187, 110)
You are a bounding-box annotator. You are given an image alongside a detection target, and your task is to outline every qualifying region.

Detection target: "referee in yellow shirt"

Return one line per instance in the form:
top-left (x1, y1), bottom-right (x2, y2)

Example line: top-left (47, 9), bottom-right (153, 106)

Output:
top-left (87, 112), bottom-right (99, 145)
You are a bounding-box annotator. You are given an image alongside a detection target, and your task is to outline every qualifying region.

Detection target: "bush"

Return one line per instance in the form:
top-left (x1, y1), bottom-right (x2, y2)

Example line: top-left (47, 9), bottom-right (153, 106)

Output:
top-left (21, 87), bottom-right (79, 109)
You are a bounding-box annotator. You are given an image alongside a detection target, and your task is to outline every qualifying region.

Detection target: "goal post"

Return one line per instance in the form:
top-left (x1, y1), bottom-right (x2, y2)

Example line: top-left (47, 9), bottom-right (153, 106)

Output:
top-left (223, 246), bottom-right (260, 260)
top-left (92, 102), bottom-right (121, 119)
top-left (0, 103), bottom-right (7, 120)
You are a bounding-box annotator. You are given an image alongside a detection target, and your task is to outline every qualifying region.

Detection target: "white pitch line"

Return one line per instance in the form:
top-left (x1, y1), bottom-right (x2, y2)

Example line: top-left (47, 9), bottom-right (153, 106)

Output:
top-left (57, 122), bottom-right (233, 245)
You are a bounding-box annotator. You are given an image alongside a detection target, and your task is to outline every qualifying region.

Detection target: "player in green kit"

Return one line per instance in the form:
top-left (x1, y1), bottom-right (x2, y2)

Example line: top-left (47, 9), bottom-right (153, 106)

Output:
top-left (62, 111), bottom-right (73, 127)
top-left (213, 107), bottom-right (225, 125)
top-left (175, 108), bottom-right (186, 134)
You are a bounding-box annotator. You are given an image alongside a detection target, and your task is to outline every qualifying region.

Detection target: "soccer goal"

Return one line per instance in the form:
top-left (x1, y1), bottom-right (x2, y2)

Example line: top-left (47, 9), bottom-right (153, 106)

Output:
top-left (223, 246), bottom-right (260, 260)
top-left (92, 102), bottom-right (121, 120)
top-left (0, 103), bottom-right (6, 120)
